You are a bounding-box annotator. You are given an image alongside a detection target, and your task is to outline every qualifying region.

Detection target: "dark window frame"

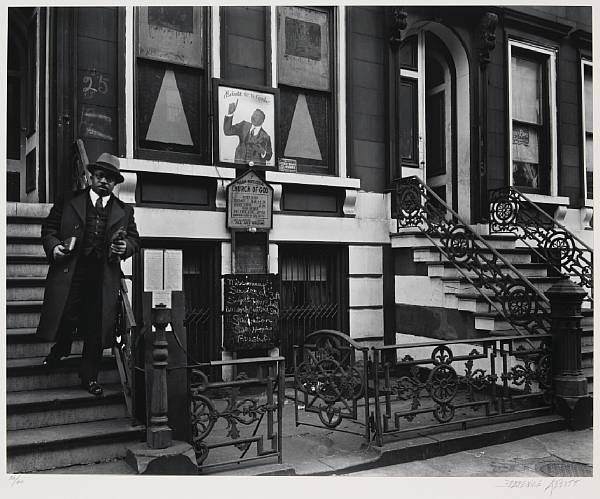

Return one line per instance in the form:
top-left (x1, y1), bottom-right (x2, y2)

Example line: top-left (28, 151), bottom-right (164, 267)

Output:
top-left (133, 6), bottom-right (211, 165)
top-left (276, 6), bottom-right (338, 175)
top-left (510, 46), bottom-right (551, 195)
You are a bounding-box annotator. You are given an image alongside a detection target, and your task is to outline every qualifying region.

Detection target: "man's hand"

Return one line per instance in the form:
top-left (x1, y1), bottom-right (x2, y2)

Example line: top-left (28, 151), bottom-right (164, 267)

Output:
top-left (52, 244), bottom-right (69, 262)
top-left (110, 240), bottom-right (127, 257)
top-left (227, 99), bottom-right (238, 115)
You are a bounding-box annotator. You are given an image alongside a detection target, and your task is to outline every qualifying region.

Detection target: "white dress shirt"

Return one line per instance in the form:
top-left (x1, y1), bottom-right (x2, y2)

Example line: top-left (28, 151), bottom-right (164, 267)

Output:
top-left (89, 189), bottom-right (110, 208)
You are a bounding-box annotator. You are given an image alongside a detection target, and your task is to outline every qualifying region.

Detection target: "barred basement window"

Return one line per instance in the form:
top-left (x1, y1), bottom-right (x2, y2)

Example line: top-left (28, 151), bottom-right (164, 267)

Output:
top-left (135, 6), bottom-right (209, 163)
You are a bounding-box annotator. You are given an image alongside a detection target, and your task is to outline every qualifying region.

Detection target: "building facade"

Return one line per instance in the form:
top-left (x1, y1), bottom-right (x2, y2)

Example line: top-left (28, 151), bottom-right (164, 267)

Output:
top-left (6, 5), bottom-right (593, 363)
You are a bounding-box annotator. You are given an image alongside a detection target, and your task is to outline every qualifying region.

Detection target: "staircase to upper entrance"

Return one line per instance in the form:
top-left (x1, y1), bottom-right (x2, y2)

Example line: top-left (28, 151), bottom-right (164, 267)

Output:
top-left (6, 202), bottom-right (143, 473)
top-left (391, 178), bottom-right (593, 396)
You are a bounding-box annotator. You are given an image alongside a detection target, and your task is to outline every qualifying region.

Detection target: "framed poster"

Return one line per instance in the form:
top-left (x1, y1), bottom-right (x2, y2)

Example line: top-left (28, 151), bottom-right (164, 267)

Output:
top-left (137, 6), bottom-right (205, 68)
top-left (277, 7), bottom-right (331, 91)
top-left (214, 80), bottom-right (278, 169)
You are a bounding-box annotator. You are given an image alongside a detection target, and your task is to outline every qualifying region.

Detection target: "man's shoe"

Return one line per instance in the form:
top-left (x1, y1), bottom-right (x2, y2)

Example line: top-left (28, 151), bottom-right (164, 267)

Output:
top-left (42, 352), bottom-right (65, 367)
top-left (83, 380), bottom-right (103, 396)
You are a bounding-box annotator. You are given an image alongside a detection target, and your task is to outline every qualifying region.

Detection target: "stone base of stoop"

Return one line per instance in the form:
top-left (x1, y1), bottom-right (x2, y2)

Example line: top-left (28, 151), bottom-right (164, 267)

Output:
top-left (125, 440), bottom-right (198, 475)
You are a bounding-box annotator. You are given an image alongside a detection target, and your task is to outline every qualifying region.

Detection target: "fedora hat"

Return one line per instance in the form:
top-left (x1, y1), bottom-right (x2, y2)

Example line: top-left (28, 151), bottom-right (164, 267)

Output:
top-left (87, 153), bottom-right (124, 184)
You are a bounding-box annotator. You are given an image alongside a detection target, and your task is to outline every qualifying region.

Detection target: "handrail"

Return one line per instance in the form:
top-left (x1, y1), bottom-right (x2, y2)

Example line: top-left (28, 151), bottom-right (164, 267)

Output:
top-left (489, 186), bottom-right (593, 297)
top-left (512, 187), bottom-right (592, 252)
top-left (72, 139), bottom-right (91, 191)
top-left (114, 278), bottom-right (136, 418)
top-left (392, 176), bottom-right (551, 336)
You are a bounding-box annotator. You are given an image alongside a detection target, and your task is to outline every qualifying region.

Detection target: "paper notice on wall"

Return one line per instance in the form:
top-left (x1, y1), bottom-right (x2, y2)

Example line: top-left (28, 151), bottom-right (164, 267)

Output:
top-left (152, 290), bottom-right (172, 309)
top-left (164, 249), bottom-right (183, 291)
top-left (144, 249), bottom-right (164, 291)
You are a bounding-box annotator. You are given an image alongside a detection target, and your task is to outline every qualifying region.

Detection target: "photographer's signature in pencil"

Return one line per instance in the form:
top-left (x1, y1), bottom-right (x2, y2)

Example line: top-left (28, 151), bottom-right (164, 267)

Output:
top-left (499, 478), bottom-right (581, 495)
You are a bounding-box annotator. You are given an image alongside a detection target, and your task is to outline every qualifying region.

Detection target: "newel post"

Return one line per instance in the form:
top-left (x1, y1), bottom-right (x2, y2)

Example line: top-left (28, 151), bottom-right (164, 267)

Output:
top-left (545, 278), bottom-right (592, 430)
top-left (148, 304), bottom-right (172, 448)
top-left (125, 302), bottom-right (197, 474)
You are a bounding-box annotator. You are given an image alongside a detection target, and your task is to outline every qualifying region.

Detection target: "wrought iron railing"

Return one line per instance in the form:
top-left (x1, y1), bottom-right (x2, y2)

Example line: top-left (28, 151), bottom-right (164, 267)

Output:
top-left (72, 139), bottom-right (90, 191)
top-left (489, 186), bottom-right (593, 300)
top-left (392, 176), bottom-right (551, 336)
top-left (114, 279), bottom-right (136, 418)
top-left (293, 330), bottom-right (370, 441)
top-left (371, 335), bottom-right (552, 445)
top-left (189, 356), bottom-right (284, 472)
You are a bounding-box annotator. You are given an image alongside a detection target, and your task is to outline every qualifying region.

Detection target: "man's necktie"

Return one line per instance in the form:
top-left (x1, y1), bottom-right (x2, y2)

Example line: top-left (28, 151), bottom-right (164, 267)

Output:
top-left (95, 196), bottom-right (104, 213)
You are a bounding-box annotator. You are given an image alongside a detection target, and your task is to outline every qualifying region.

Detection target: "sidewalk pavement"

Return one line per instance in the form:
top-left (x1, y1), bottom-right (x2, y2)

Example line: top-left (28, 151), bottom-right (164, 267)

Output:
top-left (40, 391), bottom-right (593, 477)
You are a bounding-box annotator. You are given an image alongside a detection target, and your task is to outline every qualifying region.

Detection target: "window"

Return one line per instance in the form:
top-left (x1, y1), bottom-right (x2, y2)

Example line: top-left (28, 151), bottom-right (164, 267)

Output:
top-left (277, 7), bottom-right (335, 174)
top-left (509, 41), bottom-right (556, 195)
top-left (582, 60), bottom-right (593, 200)
top-left (135, 7), bottom-right (209, 163)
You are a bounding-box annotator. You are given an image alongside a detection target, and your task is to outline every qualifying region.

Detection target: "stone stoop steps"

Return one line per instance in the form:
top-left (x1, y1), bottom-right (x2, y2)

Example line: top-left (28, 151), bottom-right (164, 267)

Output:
top-left (6, 203), bottom-right (144, 473)
top-left (392, 229), bottom-right (593, 395)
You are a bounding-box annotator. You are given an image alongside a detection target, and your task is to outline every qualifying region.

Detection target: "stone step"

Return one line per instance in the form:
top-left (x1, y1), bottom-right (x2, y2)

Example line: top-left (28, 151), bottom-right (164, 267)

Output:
top-left (7, 384), bottom-right (127, 430)
top-left (6, 241), bottom-right (46, 257)
top-left (6, 222), bottom-right (43, 239)
top-left (7, 202), bottom-right (52, 218)
top-left (6, 300), bottom-right (43, 329)
top-left (7, 355), bottom-right (120, 392)
top-left (6, 259), bottom-right (49, 278)
top-left (7, 331), bottom-right (84, 359)
top-left (441, 276), bottom-right (562, 296)
top-left (428, 262), bottom-right (550, 279)
top-left (391, 230), bottom-right (519, 251)
top-left (413, 247), bottom-right (533, 265)
top-left (7, 284), bottom-right (46, 301)
top-left (6, 418), bottom-right (144, 473)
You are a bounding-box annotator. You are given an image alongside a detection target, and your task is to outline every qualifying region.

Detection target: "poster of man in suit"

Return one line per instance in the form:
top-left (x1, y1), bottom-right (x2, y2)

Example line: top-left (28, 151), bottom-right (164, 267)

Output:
top-left (218, 84), bottom-right (276, 168)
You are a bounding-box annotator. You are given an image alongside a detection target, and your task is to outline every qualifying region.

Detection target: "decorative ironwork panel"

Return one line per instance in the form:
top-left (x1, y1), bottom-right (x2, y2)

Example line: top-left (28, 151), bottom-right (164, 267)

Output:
top-left (489, 186), bottom-right (593, 296)
top-left (371, 335), bottom-right (552, 445)
top-left (392, 176), bottom-right (551, 336)
top-left (189, 356), bottom-right (284, 472)
top-left (293, 330), bottom-right (370, 441)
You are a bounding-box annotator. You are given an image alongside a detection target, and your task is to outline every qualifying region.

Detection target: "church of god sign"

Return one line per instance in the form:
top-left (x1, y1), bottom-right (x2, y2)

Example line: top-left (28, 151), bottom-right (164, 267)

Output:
top-left (226, 170), bottom-right (273, 230)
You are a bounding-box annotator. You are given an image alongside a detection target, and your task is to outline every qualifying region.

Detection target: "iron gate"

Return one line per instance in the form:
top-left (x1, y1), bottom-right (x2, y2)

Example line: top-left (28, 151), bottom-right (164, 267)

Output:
top-left (279, 245), bottom-right (347, 369)
top-left (293, 330), bottom-right (370, 440)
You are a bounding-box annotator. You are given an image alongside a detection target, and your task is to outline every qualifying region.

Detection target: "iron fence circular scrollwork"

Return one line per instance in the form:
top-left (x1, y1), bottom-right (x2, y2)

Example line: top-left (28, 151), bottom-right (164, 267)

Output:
top-left (190, 393), bottom-right (218, 443)
top-left (542, 229), bottom-right (576, 266)
top-left (318, 404), bottom-right (343, 428)
top-left (431, 345), bottom-right (454, 366)
top-left (433, 403), bottom-right (455, 423)
top-left (502, 285), bottom-right (535, 325)
top-left (428, 364), bottom-right (458, 404)
top-left (489, 188), bottom-right (519, 230)
top-left (444, 226), bottom-right (475, 263)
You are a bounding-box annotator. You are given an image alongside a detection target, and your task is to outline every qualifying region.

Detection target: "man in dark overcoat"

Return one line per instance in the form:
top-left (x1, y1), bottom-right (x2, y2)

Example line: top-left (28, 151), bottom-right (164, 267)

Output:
top-left (223, 99), bottom-right (273, 166)
top-left (36, 153), bottom-right (140, 396)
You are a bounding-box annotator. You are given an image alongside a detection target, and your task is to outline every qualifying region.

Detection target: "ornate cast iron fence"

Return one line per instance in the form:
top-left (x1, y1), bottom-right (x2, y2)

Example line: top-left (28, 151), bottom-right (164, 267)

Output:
top-left (293, 330), bottom-right (371, 441)
top-left (114, 278), bottom-right (137, 418)
top-left (489, 186), bottom-right (593, 300)
top-left (392, 176), bottom-right (551, 336)
top-left (188, 356), bottom-right (284, 473)
top-left (371, 335), bottom-right (552, 445)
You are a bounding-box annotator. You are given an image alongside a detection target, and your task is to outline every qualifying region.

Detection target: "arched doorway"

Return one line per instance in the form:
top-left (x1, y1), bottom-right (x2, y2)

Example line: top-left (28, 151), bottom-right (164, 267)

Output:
top-left (397, 22), bottom-right (471, 220)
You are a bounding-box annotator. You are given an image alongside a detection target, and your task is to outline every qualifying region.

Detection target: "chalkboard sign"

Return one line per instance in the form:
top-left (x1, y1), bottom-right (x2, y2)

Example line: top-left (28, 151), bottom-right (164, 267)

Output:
top-left (223, 274), bottom-right (280, 351)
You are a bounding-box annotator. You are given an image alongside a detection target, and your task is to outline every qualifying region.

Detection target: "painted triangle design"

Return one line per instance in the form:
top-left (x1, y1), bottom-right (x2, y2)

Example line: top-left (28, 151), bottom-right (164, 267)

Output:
top-left (146, 69), bottom-right (193, 146)
top-left (284, 93), bottom-right (322, 160)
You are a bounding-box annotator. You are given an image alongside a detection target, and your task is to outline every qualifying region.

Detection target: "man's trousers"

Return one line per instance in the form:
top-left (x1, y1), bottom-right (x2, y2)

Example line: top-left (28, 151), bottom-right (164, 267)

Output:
top-left (49, 253), bottom-right (105, 383)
